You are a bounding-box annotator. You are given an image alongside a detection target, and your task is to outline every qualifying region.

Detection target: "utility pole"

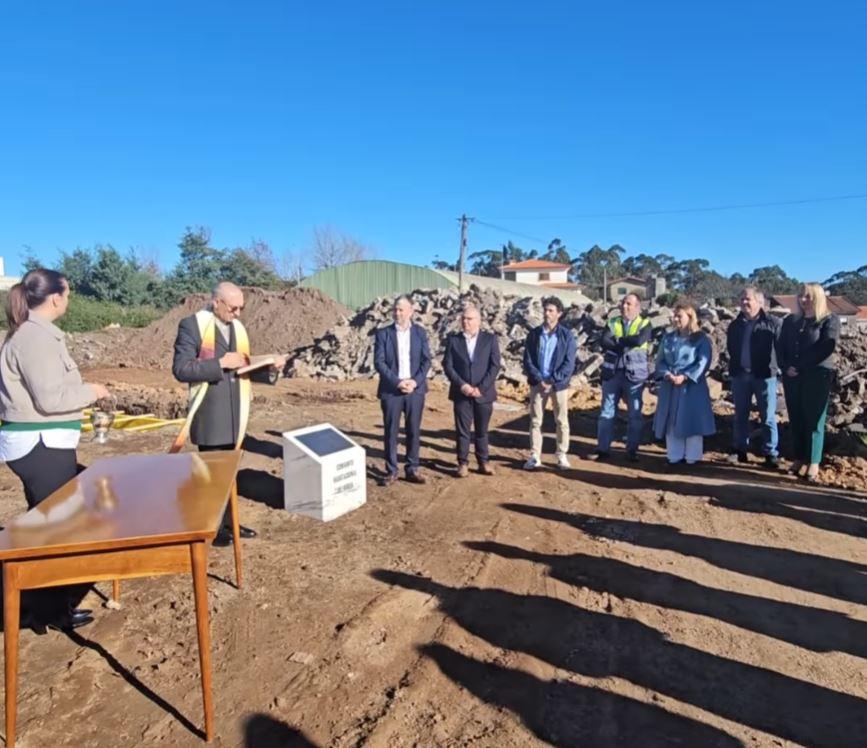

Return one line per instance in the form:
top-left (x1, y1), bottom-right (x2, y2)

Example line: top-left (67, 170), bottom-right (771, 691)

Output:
top-left (457, 214), bottom-right (475, 294)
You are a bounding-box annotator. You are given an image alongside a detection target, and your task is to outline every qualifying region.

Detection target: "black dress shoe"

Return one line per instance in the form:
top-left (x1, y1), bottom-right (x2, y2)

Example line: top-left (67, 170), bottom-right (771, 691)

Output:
top-left (70, 607), bottom-right (93, 617)
top-left (588, 450), bottom-right (610, 461)
top-left (222, 524), bottom-right (257, 539)
top-left (213, 528), bottom-right (233, 547)
top-left (763, 455), bottom-right (780, 469)
top-left (48, 611), bottom-right (95, 632)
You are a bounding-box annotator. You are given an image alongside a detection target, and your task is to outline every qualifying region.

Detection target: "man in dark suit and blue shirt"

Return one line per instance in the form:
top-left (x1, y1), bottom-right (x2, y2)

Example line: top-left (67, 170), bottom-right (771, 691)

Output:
top-left (522, 296), bottom-right (577, 470)
top-left (374, 295), bottom-right (432, 485)
top-left (443, 304), bottom-right (501, 477)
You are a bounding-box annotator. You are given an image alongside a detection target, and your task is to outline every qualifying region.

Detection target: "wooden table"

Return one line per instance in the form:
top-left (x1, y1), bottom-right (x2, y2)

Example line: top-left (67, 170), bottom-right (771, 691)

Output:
top-left (0, 450), bottom-right (243, 747)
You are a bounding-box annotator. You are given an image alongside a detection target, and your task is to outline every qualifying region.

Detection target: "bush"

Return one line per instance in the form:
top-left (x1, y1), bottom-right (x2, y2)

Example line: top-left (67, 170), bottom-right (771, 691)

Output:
top-left (0, 292), bottom-right (161, 333)
top-left (58, 297), bottom-right (161, 332)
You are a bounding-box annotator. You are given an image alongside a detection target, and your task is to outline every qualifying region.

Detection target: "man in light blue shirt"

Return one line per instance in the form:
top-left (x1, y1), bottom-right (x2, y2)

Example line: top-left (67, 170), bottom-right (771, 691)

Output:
top-left (522, 296), bottom-right (577, 470)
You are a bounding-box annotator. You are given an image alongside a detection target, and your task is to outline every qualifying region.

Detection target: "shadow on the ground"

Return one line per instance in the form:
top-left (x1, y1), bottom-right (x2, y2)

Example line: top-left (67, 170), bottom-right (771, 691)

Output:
top-left (64, 629), bottom-right (204, 739)
top-left (242, 435), bottom-right (283, 459)
top-left (546, 463), bottom-right (867, 540)
top-left (243, 713), bottom-right (319, 747)
top-left (374, 568), bottom-right (867, 746)
top-left (421, 643), bottom-right (742, 747)
top-left (504, 503), bottom-right (867, 606)
top-left (236, 468), bottom-right (284, 509)
top-left (465, 539), bottom-right (867, 660)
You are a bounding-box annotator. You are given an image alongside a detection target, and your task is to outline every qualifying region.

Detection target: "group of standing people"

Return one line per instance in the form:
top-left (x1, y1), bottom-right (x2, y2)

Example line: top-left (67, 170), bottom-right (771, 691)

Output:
top-left (373, 285), bottom-right (840, 480)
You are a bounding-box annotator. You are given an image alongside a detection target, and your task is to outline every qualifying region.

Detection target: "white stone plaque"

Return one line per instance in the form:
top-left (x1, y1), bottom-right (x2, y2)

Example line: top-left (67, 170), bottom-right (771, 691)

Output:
top-left (281, 423), bottom-right (366, 521)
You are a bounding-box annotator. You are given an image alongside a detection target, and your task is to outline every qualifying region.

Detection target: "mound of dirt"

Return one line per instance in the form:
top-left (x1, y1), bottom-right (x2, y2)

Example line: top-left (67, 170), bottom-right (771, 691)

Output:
top-left (70, 287), bottom-right (349, 370)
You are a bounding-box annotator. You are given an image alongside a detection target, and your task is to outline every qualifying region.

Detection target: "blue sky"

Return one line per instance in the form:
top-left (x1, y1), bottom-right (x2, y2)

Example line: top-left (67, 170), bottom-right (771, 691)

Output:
top-left (1, 1), bottom-right (864, 281)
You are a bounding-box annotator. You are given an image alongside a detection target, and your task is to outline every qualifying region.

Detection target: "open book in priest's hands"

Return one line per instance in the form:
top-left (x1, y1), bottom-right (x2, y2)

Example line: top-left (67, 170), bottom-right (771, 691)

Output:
top-left (237, 354), bottom-right (283, 376)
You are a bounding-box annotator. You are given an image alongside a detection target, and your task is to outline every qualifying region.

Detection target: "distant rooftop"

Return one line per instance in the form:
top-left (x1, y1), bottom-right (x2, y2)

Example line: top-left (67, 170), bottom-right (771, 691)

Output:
top-left (769, 294), bottom-right (860, 316)
top-left (501, 259), bottom-right (571, 270)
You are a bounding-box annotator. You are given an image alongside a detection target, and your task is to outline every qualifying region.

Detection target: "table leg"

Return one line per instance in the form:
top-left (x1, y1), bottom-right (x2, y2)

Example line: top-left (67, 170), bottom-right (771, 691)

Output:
top-left (112, 579), bottom-right (121, 603)
top-left (229, 481), bottom-right (242, 588)
top-left (190, 541), bottom-right (214, 742)
top-left (3, 563), bottom-right (20, 748)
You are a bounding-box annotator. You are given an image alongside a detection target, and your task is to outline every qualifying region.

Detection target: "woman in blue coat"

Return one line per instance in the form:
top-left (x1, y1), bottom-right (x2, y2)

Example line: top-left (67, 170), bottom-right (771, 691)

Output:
top-left (653, 303), bottom-right (716, 464)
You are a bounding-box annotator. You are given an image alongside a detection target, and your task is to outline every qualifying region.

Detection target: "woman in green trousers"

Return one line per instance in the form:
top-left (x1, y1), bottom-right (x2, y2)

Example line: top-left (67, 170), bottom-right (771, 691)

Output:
top-left (779, 283), bottom-right (840, 482)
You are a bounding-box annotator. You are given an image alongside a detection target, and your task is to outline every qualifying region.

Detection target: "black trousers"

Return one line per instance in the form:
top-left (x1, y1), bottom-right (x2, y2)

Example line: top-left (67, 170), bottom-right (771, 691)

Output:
top-left (381, 391), bottom-right (425, 476)
top-left (453, 398), bottom-right (493, 464)
top-left (197, 443), bottom-right (235, 527)
top-left (5, 440), bottom-right (89, 623)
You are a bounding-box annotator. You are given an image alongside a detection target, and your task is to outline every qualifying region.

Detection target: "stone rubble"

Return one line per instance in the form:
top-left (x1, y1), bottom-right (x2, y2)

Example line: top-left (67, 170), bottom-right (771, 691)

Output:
top-left (287, 285), bottom-right (867, 432)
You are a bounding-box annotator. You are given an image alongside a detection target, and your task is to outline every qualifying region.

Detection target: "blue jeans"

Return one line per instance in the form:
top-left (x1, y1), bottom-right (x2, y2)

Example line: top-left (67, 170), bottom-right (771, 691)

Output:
top-left (597, 372), bottom-right (645, 453)
top-left (731, 373), bottom-right (778, 457)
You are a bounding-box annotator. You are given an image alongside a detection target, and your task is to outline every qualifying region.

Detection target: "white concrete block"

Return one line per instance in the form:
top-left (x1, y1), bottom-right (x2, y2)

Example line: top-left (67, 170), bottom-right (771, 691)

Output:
top-left (281, 423), bottom-right (366, 521)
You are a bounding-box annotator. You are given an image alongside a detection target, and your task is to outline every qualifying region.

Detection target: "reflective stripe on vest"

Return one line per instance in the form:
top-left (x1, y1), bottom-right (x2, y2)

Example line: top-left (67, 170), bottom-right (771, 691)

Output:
top-left (609, 316), bottom-right (650, 350)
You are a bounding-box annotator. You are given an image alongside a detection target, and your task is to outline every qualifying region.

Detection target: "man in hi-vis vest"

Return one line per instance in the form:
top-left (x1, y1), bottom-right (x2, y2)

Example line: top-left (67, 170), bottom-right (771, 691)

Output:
top-left (172, 281), bottom-right (284, 546)
top-left (590, 293), bottom-right (652, 462)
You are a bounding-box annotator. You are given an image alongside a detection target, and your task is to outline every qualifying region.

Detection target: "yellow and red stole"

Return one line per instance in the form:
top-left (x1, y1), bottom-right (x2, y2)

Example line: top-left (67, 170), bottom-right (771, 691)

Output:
top-left (169, 309), bottom-right (251, 454)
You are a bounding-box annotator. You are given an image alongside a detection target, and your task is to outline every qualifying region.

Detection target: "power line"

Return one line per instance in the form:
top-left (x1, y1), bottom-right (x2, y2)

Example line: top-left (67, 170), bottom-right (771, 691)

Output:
top-left (485, 192), bottom-right (867, 221)
top-left (473, 219), bottom-right (548, 244)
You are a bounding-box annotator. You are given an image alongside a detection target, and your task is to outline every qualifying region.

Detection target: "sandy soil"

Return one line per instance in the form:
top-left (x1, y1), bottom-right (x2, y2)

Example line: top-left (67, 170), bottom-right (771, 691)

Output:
top-left (1, 374), bottom-right (866, 747)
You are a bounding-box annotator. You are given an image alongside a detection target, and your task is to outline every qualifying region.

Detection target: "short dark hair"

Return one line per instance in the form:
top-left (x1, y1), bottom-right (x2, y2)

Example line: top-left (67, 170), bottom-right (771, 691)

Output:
top-left (542, 296), bottom-right (564, 314)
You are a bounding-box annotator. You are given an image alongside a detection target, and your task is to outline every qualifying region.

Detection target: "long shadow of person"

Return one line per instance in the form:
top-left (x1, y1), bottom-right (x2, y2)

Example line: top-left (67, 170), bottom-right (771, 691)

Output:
top-left (243, 713), bottom-right (318, 747)
top-left (504, 503), bottom-right (867, 606)
top-left (242, 435), bottom-right (283, 459)
top-left (236, 468), bottom-right (284, 509)
top-left (555, 464), bottom-right (867, 540)
top-left (372, 570), bottom-right (867, 746)
top-left (420, 643), bottom-right (742, 747)
top-left (464, 540), bottom-right (867, 660)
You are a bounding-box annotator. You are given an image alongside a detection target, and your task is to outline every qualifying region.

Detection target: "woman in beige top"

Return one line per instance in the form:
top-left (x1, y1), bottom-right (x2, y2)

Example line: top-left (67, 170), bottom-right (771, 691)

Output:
top-left (0, 268), bottom-right (110, 631)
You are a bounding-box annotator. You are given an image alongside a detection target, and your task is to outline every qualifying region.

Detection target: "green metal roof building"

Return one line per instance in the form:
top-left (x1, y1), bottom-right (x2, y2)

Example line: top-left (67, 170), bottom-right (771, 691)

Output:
top-left (301, 260), bottom-right (592, 309)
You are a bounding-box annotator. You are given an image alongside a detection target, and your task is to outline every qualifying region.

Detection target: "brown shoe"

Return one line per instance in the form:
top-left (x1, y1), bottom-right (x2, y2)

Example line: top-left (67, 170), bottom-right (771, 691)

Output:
top-left (405, 471), bottom-right (427, 485)
top-left (478, 461), bottom-right (495, 476)
top-left (380, 473), bottom-right (398, 487)
top-left (455, 463), bottom-right (469, 478)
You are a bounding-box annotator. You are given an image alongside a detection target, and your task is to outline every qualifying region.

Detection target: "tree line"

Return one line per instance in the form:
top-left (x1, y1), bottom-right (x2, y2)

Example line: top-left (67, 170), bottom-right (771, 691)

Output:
top-left (21, 226), bottom-right (375, 310)
top-left (20, 228), bottom-right (866, 309)
top-left (433, 240), bottom-right (867, 305)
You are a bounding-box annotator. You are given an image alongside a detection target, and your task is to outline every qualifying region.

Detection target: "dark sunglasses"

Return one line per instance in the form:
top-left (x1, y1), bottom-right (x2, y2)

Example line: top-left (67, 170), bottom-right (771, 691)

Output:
top-left (218, 298), bottom-right (244, 313)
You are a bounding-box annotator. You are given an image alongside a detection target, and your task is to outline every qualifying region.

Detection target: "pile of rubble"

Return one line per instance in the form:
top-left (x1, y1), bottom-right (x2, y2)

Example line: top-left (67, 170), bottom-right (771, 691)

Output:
top-left (286, 286), bottom-right (867, 433)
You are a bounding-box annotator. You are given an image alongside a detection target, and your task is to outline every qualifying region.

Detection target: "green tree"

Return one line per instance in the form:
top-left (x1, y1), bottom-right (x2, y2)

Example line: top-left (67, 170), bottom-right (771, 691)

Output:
top-left (572, 244), bottom-right (624, 297)
top-left (825, 265), bottom-right (867, 304)
top-left (467, 249), bottom-right (503, 277)
top-left (220, 246), bottom-right (282, 288)
top-left (160, 227), bottom-right (226, 303)
top-left (692, 271), bottom-right (738, 304)
top-left (58, 248), bottom-right (95, 295)
top-left (430, 256), bottom-right (457, 271)
top-left (540, 238), bottom-right (570, 265)
top-left (667, 258), bottom-right (711, 294)
top-left (500, 240), bottom-right (538, 266)
top-left (21, 251), bottom-right (41, 274)
top-left (748, 265), bottom-right (800, 295)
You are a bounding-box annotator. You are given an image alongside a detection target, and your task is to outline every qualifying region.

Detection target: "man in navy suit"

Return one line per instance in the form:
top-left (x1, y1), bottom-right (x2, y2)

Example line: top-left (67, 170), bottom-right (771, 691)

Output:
top-left (374, 295), bottom-right (432, 485)
top-left (443, 304), bottom-right (501, 477)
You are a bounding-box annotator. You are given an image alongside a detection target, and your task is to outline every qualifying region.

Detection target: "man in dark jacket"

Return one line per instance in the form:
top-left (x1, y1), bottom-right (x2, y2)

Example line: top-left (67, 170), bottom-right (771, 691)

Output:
top-left (443, 304), bottom-right (501, 477)
top-left (591, 293), bottom-right (652, 462)
top-left (172, 281), bottom-right (284, 544)
top-left (726, 286), bottom-right (782, 467)
top-left (522, 296), bottom-right (577, 470)
top-left (374, 295), bottom-right (432, 485)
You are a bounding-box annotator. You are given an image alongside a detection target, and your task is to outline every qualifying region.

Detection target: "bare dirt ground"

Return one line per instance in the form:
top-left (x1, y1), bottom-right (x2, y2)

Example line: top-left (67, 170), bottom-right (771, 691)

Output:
top-left (2, 372), bottom-right (866, 747)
